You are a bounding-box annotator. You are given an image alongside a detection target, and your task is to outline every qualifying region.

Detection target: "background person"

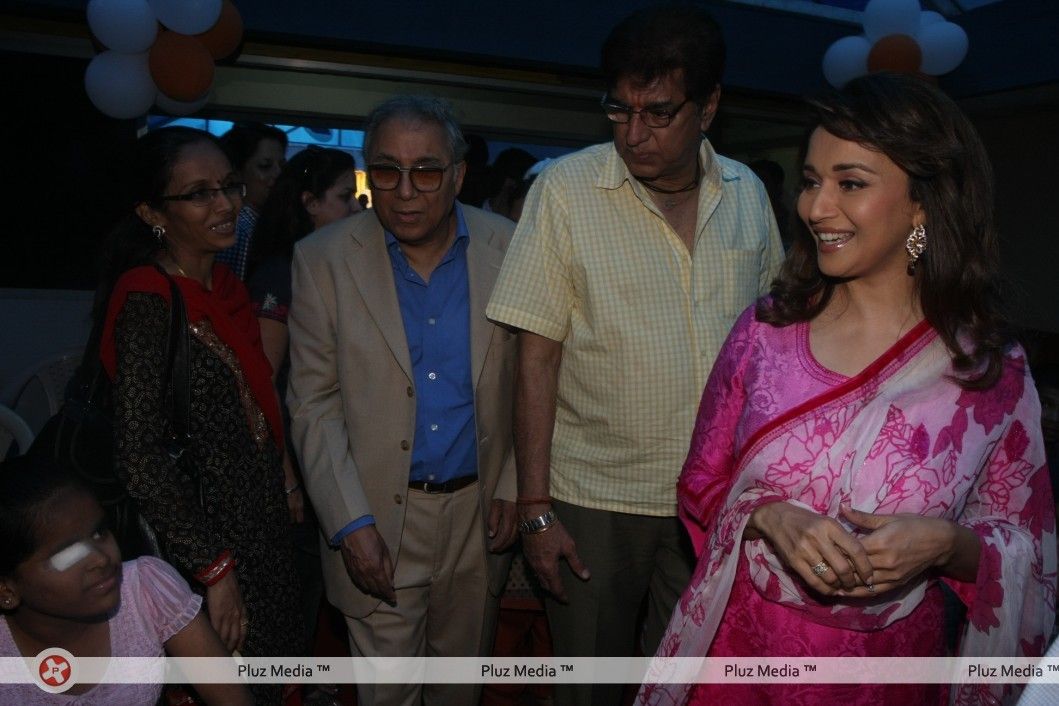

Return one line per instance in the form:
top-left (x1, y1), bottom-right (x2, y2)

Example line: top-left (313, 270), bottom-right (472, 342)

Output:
top-left (216, 122), bottom-right (289, 279)
top-left (640, 73), bottom-right (1056, 706)
top-left (246, 145), bottom-right (361, 706)
top-left (483, 148), bottom-right (537, 220)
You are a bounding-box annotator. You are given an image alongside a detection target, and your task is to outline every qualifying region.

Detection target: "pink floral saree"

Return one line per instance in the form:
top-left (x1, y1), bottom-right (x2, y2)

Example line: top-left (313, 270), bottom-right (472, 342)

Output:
top-left (638, 306), bottom-right (1056, 706)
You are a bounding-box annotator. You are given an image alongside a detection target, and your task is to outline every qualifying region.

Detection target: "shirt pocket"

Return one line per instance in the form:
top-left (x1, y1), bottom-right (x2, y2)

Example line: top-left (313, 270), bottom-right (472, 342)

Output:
top-left (715, 249), bottom-right (761, 319)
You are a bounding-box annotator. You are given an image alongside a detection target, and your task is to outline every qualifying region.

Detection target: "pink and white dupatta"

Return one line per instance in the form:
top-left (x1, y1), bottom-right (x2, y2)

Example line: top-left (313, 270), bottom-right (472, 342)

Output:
top-left (638, 318), bottom-right (1056, 705)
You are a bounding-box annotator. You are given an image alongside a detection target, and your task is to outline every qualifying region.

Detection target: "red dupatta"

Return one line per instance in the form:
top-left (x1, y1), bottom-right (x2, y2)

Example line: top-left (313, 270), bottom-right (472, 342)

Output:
top-left (99, 264), bottom-right (284, 451)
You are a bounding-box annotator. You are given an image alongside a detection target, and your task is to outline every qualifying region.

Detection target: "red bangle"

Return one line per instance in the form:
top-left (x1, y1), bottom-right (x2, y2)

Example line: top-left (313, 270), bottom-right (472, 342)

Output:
top-left (195, 550), bottom-right (236, 586)
top-left (516, 496), bottom-right (552, 505)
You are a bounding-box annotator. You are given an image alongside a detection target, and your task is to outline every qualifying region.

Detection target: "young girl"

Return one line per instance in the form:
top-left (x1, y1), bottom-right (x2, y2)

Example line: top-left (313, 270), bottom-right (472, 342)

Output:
top-left (0, 454), bottom-right (252, 705)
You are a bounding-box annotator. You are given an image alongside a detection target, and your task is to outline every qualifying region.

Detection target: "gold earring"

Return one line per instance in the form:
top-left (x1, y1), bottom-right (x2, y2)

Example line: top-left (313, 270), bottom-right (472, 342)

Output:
top-left (906, 224), bottom-right (927, 273)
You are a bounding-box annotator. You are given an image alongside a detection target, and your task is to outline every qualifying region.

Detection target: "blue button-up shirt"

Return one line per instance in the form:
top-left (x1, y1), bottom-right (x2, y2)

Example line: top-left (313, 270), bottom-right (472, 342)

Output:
top-left (388, 205), bottom-right (477, 484)
top-left (331, 204), bottom-right (478, 545)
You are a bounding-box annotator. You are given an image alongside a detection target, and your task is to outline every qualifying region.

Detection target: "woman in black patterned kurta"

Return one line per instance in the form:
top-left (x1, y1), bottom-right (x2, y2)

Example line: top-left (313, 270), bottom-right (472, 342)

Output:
top-left (95, 127), bottom-right (301, 705)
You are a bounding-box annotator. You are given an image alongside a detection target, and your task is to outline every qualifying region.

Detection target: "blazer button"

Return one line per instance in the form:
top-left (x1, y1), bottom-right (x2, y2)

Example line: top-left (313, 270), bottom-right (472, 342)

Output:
top-left (400, 440), bottom-right (410, 450)
top-left (394, 495), bottom-right (403, 504)
top-left (406, 386), bottom-right (414, 397)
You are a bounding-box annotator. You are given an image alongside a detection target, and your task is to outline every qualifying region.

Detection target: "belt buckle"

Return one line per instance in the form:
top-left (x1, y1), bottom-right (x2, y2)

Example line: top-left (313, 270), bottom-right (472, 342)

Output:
top-left (414, 480), bottom-right (443, 494)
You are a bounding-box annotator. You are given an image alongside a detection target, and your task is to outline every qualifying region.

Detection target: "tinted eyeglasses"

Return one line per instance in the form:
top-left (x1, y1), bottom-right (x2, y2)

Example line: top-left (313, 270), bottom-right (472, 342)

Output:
top-left (161, 183), bottom-right (246, 207)
top-left (600, 96), bottom-right (692, 128)
top-left (367, 163), bottom-right (453, 192)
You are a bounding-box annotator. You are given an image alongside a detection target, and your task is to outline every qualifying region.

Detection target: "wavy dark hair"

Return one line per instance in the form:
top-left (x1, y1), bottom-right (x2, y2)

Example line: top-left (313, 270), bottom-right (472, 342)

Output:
top-left (601, 3), bottom-right (725, 103)
top-left (91, 127), bottom-right (227, 329)
top-left (759, 73), bottom-right (1007, 389)
top-left (0, 454), bottom-right (91, 576)
top-left (219, 121), bottom-right (288, 173)
top-left (246, 146), bottom-right (356, 278)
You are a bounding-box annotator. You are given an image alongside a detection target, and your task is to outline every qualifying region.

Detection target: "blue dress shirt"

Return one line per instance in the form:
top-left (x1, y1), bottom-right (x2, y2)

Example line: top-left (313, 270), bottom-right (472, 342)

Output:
top-left (331, 204), bottom-right (478, 546)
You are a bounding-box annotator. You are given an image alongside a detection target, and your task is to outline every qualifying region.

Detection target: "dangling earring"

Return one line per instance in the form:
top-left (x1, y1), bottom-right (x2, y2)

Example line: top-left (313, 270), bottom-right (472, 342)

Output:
top-left (906, 223), bottom-right (927, 274)
top-left (152, 224), bottom-right (166, 245)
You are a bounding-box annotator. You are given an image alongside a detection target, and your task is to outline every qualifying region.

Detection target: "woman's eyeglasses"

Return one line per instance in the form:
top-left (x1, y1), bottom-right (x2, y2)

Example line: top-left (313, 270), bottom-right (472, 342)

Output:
top-left (367, 163), bottom-right (453, 192)
top-left (161, 183), bottom-right (246, 207)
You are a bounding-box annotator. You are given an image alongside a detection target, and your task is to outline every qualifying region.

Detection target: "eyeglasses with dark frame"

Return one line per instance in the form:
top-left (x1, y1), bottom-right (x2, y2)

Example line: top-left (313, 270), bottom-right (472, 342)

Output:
top-left (367, 163), bottom-right (454, 193)
top-left (600, 95), bottom-right (692, 128)
top-left (160, 183), bottom-right (247, 207)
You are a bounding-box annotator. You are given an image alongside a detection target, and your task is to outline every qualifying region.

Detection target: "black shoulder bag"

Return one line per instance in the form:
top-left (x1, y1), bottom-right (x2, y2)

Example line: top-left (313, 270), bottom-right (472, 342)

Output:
top-left (31, 266), bottom-right (196, 559)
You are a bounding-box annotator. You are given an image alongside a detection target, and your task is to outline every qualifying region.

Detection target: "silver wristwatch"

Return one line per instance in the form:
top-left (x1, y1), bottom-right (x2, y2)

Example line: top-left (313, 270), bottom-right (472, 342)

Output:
top-left (517, 509), bottom-right (558, 535)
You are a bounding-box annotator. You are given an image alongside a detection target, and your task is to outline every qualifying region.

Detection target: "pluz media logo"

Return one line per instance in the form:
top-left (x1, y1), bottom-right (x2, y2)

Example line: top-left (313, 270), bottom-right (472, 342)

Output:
top-left (34, 648), bottom-right (76, 694)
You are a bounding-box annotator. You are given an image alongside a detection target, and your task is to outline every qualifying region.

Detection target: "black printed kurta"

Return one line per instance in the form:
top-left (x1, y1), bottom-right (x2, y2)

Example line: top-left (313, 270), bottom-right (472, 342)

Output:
top-left (112, 293), bottom-right (302, 695)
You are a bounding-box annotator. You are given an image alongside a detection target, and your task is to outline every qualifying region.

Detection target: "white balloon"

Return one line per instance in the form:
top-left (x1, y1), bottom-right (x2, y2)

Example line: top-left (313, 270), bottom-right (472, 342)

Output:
top-left (919, 22), bottom-right (969, 75)
top-left (155, 89), bottom-right (211, 116)
top-left (85, 51), bottom-right (157, 119)
top-left (862, 0), bottom-right (922, 42)
top-left (919, 10), bottom-right (946, 30)
top-left (148, 0), bottom-right (222, 35)
top-left (86, 0), bottom-right (157, 54)
top-left (822, 35), bottom-right (872, 88)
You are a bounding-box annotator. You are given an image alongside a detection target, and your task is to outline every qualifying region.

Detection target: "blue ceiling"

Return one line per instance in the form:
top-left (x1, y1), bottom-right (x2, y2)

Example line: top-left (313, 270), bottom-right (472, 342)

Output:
top-left (6, 0), bottom-right (1058, 99)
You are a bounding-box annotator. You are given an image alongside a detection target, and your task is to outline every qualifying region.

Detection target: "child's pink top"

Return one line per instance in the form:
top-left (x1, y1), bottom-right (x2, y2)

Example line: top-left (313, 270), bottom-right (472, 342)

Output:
top-left (0, 556), bottom-right (201, 704)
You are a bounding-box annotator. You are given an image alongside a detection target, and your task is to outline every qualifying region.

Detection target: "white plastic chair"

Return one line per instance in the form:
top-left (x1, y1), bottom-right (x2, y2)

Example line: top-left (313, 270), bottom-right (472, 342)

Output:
top-left (0, 403), bottom-right (33, 459)
top-left (1, 347), bottom-right (83, 435)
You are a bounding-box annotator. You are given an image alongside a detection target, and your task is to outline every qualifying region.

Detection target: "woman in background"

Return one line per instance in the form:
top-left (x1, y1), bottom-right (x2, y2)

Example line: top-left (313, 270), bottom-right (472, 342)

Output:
top-left (246, 146), bottom-right (360, 706)
top-left (640, 73), bottom-right (1055, 706)
top-left (215, 122), bottom-right (289, 279)
top-left (247, 145), bottom-right (360, 379)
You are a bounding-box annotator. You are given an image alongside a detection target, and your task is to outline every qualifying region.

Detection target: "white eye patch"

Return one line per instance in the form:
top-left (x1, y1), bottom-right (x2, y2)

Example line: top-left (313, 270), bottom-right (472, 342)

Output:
top-left (48, 541), bottom-right (93, 572)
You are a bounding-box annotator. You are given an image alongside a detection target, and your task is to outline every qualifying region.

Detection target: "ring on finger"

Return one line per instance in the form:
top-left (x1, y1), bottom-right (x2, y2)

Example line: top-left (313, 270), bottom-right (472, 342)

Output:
top-left (810, 561), bottom-right (831, 576)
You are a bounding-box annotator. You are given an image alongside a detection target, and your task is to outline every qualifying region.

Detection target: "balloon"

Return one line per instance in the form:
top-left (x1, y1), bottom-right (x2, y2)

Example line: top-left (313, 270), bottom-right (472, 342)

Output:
top-left (919, 21), bottom-right (969, 75)
top-left (919, 11), bottom-right (946, 30)
top-left (148, 0), bottom-right (222, 35)
top-left (86, 0), bottom-right (158, 54)
top-left (863, 0), bottom-right (921, 42)
top-left (149, 31), bottom-right (215, 101)
top-left (867, 34), bottom-right (922, 74)
top-left (155, 90), bottom-right (211, 116)
top-left (84, 51), bottom-right (157, 119)
top-left (822, 35), bottom-right (872, 88)
top-left (194, 0), bottom-right (243, 60)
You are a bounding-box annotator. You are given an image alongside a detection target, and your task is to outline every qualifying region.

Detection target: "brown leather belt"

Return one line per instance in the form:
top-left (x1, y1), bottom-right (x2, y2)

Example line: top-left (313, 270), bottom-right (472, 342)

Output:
top-left (408, 475), bottom-right (478, 494)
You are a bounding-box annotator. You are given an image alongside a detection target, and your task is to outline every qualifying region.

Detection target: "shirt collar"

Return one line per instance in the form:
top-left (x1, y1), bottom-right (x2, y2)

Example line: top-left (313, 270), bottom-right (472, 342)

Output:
top-left (384, 201), bottom-right (469, 251)
top-left (597, 138), bottom-right (738, 196)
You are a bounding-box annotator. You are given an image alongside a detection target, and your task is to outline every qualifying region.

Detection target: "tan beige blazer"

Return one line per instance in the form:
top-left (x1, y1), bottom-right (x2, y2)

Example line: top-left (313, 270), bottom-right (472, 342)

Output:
top-left (287, 205), bottom-right (517, 618)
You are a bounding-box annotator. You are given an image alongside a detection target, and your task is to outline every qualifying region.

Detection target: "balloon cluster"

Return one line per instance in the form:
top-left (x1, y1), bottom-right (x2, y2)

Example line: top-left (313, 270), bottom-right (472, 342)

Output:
top-left (822, 0), bottom-right (968, 88)
top-left (85, 0), bottom-right (244, 119)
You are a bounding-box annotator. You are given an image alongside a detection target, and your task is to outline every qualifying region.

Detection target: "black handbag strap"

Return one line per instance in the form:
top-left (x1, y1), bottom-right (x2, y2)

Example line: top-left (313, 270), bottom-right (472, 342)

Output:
top-left (153, 265), bottom-right (192, 458)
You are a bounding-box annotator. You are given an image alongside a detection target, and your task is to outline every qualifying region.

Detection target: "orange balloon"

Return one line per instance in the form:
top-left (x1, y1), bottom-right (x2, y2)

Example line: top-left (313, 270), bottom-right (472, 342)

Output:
top-left (149, 31), bottom-right (215, 102)
top-left (867, 34), bottom-right (923, 74)
top-left (194, 0), bottom-right (244, 60)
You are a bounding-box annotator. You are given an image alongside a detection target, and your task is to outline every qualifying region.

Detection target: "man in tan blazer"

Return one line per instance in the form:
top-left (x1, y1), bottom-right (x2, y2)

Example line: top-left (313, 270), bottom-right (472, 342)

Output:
top-left (287, 96), bottom-right (517, 706)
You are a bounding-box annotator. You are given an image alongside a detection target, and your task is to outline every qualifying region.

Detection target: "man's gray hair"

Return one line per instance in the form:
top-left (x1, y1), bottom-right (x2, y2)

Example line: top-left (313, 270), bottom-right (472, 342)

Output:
top-left (363, 96), bottom-right (468, 164)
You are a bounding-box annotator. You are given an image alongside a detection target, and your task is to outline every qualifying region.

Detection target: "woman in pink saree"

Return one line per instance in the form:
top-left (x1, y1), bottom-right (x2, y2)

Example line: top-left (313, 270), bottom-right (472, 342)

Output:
top-left (639, 74), bottom-right (1056, 706)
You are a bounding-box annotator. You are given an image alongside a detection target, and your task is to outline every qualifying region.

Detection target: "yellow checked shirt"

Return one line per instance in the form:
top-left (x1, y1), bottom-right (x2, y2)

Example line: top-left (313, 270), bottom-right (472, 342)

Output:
top-left (486, 140), bottom-right (784, 516)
